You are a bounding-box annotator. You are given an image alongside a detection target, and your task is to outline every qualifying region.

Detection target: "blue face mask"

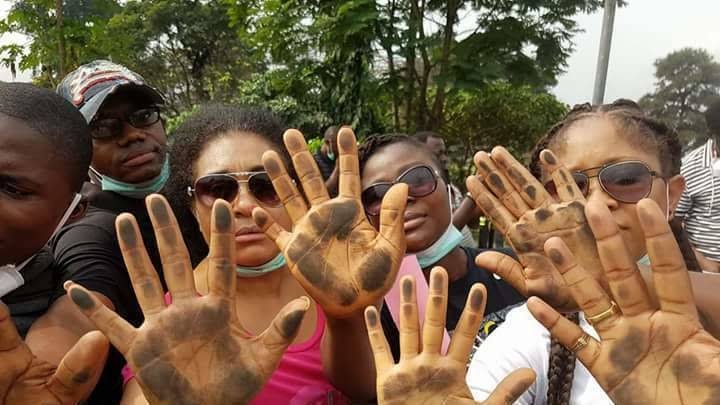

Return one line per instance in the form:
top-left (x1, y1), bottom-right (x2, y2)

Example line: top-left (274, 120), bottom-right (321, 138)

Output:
top-left (92, 156), bottom-right (170, 199)
top-left (235, 252), bottom-right (287, 278)
top-left (415, 224), bottom-right (464, 269)
top-left (327, 151), bottom-right (336, 161)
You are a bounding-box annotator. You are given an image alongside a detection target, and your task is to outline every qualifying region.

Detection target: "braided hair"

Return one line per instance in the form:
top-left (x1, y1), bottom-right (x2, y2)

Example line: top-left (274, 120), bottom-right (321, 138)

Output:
top-left (165, 104), bottom-right (295, 266)
top-left (529, 99), bottom-right (700, 403)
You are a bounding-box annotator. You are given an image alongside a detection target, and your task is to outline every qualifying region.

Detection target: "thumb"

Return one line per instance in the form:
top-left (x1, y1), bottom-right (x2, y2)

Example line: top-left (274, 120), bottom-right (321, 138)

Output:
top-left (259, 296), bottom-right (311, 353)
top-left (483, 368), bottom-right (536, 405)
top-left (0, 301), bottom-right (22, 352)
top-left (475, 251), bottom-right (529, 298)
top-left (47, 330), bottom-right (109, 403)
top-left (376, 183), bottom-right (408, 252)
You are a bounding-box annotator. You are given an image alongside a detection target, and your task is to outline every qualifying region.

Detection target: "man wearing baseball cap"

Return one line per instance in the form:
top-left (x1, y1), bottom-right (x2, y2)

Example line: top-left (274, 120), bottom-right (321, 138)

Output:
top-left (23, 60), bottom-right (171, 403)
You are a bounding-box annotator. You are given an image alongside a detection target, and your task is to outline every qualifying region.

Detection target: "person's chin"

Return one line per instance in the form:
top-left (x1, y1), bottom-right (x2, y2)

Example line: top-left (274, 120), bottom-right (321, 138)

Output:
top-left (235, 242), bottom-right (279, 263)
top-left (116, 163), bottom-right (163, 184)
top-left (404, 230), bottom-right (435, 255)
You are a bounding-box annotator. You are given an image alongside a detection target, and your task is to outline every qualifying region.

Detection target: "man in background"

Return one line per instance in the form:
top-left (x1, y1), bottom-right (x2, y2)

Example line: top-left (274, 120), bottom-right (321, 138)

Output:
top-left (676, 98), bottom-right (720, 272)
top-left (314, 125), bottom-right (340, 196)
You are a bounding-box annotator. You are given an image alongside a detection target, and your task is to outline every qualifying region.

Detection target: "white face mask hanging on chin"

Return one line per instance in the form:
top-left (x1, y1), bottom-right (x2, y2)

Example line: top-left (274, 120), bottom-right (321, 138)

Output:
top-left (0, 193), bottom-right (82, 298)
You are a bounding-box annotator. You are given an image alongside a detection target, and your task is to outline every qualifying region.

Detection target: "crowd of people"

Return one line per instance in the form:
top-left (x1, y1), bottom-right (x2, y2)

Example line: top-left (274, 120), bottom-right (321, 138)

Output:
top-left (1, 59), bottom-right (720, 405)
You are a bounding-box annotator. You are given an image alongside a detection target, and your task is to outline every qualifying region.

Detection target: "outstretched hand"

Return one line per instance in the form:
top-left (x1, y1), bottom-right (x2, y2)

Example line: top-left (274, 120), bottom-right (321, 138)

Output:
top-left (67, 195), bottom-right (309, 404)
top-left (467, 147), bottom-right (602, 311)
top-left (253, 127), bottom-right (408, 318)
top-left (528, 199), bottom-right (720, 405)
top-left (0, 302), bottom-right (108, 404)
top-left (365, 267), bottom-right (535, 404)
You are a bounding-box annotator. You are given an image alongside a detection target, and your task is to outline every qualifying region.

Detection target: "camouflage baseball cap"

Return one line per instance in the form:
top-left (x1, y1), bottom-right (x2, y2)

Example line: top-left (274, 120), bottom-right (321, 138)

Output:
top-left (57, 60), bottom-right (164, 123)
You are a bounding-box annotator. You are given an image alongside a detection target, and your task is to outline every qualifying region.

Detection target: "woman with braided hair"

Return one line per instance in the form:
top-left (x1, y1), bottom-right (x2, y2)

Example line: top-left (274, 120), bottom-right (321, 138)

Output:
top-left (464, 99), bottom-right (719, 404)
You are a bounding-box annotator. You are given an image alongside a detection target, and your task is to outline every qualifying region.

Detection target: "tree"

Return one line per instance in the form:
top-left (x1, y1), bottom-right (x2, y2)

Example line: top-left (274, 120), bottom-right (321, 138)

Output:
top-left (640, 48), bottom-right (720, 150)
top-left (441, 81), bottom-right (568, 186)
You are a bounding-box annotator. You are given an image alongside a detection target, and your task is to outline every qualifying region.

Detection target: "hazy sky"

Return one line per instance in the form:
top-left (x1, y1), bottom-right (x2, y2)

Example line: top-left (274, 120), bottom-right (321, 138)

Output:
top-left (1, 0), bottom-right (719, 105)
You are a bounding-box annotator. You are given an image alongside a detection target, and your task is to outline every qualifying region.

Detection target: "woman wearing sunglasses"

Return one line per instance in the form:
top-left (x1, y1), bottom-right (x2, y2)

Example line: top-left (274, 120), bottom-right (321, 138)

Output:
top-left (358, 134), bottom-right (525, 358)
top-left (119, 105), bottom-right (366, 404)
top-left (465, 99), bottom-right (720, 405)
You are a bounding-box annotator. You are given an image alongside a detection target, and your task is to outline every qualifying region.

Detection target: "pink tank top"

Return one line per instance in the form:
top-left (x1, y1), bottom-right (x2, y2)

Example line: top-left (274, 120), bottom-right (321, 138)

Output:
top-left (122, 295), bottom-right (347, 404)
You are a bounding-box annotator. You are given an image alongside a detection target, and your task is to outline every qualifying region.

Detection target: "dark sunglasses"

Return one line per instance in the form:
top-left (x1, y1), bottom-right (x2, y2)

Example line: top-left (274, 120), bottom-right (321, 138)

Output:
top-left (361, 165), bottom-right (439, 216)
top-left (89, 106), bottom-right (161, 139)
top-left (544, 161), bottom-right (662, 204)
top-left (187, 171), bottom-right (280, 207)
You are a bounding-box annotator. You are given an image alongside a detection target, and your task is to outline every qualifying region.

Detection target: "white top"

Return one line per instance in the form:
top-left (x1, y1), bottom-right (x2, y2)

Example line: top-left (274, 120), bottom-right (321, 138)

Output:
top-left (466, 304), bottom-right (613, 405)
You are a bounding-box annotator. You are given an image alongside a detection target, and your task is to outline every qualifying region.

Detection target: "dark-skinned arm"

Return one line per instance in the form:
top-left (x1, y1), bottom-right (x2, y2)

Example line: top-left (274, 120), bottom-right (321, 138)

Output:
top-left (452, 196), bottom-right (481, 230)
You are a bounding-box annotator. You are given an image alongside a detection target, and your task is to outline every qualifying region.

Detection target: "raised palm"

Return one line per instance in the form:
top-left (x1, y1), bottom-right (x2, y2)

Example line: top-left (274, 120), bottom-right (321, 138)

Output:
top-left (0, 302), bottom-right (107, 404)
top-left (365, 267), bottom-right (535, 404)
top-left (529, 199), bottom-right (720, 404)
top-left (467, 147), bottom-right (602, 311)
top-left (67, 196), bottom-right (309, 404)
top-left (253, 128), bottom-right (407, 318)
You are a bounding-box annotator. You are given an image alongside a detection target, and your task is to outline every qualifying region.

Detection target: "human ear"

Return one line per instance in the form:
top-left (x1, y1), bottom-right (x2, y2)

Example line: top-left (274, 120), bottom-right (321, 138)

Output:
top-left (667, 175), bottom-right (686, 218)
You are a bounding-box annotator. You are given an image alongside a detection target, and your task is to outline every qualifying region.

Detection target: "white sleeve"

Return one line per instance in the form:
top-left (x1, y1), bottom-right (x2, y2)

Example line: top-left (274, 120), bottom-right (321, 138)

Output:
top-left (466, 305), bottom-right (548, 405)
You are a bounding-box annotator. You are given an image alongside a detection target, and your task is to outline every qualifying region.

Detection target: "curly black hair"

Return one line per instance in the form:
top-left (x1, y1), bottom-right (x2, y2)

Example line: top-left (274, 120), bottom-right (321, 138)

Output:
top-left (165, 104), bottom-right (294, 265)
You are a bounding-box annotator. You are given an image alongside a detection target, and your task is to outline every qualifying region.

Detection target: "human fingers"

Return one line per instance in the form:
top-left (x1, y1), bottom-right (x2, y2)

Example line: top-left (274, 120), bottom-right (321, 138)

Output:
top-left (46, 331), bottom-right (109, 403)
top-left (65, 283), bottom-right (136, 355)
top-left (527, 297), bottom-right (602, 368)
top-left (422, 267), bottom-right (449, 355)
top-left (637, 199), bottom-right (699, 321)
top-left (365, 306), bottom-right (394, 374)
top-left (482, 368), bottom-right (536, 405)
top-left (283, 129), bottom-right (330, 206)
top-left (259, 296), bottom-right (310, 352)
top-left (252, 207), bottom-right (292, 252)
top-left (207, 200), bottom-right (238, 299)
top-left (490, 146), bottom-right (552, 208)
top-left (263, 149), bottom-right (309, 223)
top-left (337, 127), bottom-right (362, 199)
top-left (116, 213), bottom-right (166, 317)
top-left (539, 150), bottom-right (585, 203)
top-left (146, 195), bottom-right (196, 301)
top-left (474, 151), bottom-right (531, 218)
top-left (447, 284), bottom-right (487, 364)
top-left (0, 302), bottom-right (21, 351)
top-left (399, 276), bottom-right (420, 361)
top-left (466, 175), bottom-right (515, 234)
top-left (376, 183), bottom-right (408, 253)
top-left (475, 252), bottom-right (529, 298)
top-left (585, 200), bottom-right (653, 317)
top-left (544, 237), bottom-right (620, 333)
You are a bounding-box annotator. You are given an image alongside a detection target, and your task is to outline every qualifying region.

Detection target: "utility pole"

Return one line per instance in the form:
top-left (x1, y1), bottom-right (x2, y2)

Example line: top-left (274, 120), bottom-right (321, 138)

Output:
top-left (592, 0), bottom-right (617, 105)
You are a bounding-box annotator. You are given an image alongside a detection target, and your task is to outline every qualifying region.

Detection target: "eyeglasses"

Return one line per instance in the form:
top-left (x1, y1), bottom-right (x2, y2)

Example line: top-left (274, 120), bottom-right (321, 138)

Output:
top-left (361, 165), bottom-right (439, 216)
top-left (89, 106), bottom-right (161, 139)
top-left (187, 172), bottom-right (280, 207)
top-left (544, 161), bottom-right (663, 204)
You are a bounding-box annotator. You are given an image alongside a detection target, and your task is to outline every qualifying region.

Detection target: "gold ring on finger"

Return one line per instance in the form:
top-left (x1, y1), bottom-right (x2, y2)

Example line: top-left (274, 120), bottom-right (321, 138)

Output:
top-left (569, 333), bottom-right (590, 353)
top-left (586, 301), bottom-right (620, 326)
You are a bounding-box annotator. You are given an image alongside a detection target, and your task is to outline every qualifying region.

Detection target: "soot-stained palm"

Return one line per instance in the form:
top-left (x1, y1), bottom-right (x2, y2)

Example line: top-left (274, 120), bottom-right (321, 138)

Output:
top-left (529, 199), bottom-right (720, 405)
top-left (365, 267), bottom-right (535, 405)
top-left (0, 302), bottom-right (108, 404)
top-left (467, 147), bottom-right (602, 311)
top-left (253, 128), bottom-right (408, 318)
top-left (67, 195), bottom-right (309, 405)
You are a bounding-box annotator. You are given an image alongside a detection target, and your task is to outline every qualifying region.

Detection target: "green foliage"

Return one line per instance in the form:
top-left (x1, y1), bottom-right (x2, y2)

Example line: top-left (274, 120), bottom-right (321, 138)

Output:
top-left (442, 81), bottom-right (568, 186)
top-left (639, 48), bottom-right (720, 151)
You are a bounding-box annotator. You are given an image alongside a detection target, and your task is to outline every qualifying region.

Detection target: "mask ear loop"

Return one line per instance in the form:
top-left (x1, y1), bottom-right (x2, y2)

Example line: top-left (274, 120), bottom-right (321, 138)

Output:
top-left (666, 183), bottom-right (671, 222)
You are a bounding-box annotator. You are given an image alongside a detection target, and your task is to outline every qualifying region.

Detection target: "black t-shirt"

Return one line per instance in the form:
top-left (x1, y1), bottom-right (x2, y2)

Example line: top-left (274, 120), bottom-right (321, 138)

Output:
top-left (314, 151), bottom-right (335, 181)
top-left (4, 248), bottom-right (61, 338)
top-left (51, 206), bottom-right (143, 404)
top-left (380, 246), bottom-right (525, 361)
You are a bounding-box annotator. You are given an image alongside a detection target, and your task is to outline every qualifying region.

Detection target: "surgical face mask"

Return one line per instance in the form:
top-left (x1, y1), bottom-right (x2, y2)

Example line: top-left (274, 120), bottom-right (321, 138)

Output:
top-left (414, 185), bottom-right (463, 268)
top-left (327, 151), bottom-right (336, 161)
top-left (0, 193), bottom-right (82, 298)
top-left (89, 155), bottom-right (170, 199)
top-left (235, 252), bottom-right (287, 278)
